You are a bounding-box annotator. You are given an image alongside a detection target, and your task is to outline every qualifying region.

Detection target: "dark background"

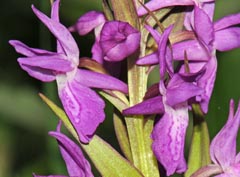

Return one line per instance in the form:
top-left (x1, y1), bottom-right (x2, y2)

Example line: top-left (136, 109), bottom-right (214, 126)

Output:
top-left (0, 0), bottom-right (239, 176)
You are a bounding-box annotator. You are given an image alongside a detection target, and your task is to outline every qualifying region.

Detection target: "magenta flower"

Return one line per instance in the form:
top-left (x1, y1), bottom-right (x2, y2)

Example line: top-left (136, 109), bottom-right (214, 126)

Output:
top-left (210, 100), bottom-right (240, 176)
top-left (137, 5), bottom-right (240, 113)
top-left (10, 0), bottom-right (128, 143)
top-left (69, 11), bottom-right (106, 63)
top-left (99, 21), bottom-right (140, 62)
top-left (33, 123), bottom-right (94, 177)
top-left (70, 12), bottom-right (141, 62)
top-left (123, 26), bottom-right (203, 176)
top-left (137, 0), bottom-right (214, 16)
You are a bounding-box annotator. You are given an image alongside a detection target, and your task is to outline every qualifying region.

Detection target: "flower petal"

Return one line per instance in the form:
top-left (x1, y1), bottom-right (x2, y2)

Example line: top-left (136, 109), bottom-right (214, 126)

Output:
top-left (58, 80), bottom-right (105, 143)
top-left (166, 74), bottom-right (204, 106)
top-left (151, 100), bottom-right (188, 176)
top-left (214, 13), bottom-right (240, 31)
top-left (100, 21), bottom-right (140, 61)
top-left (210, 100), bottom-right (240, 169)
top-left (69, 11), bottom-right (106, 35)
top-left (32, 5), bottom-right (79, 64)
top-left (9, 40), bottom-right (56, 57)
top-left (137, 0), bottom-right (194, 16)
top-left (74, 69), bottom-right (128, 94)
top-left (123, 96), bottom-right (164, 115)
top-left (17, 55), bottom-right (73, 72)
top-left (49, 131), bottom-right (94, 177)
top-left (194, 6), bottom-right (214, 47)
top-left (172, 40), bottom-right (210, 61)
top-left (197, 56), bottom-right (217, 113)
top-left (136, 52), bottom-right (158, 65)
top-left (214, 27), bottom-right (240, 51)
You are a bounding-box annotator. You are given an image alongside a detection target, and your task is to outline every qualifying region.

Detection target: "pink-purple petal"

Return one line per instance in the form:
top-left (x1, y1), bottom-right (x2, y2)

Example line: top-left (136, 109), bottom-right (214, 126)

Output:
top-left (136, 52), bottom-right (158, 65)
top-left (166, 74), bottom-right (204, 106)
top-left (74, 69), bottom-right (128, 94)
top-left (172, 40), bottom-right (210, 61)
top-left (151, 101), bottom-right (188, 176)
top-left (9, 40), bottom-right (56, 57)
top-left (198, 56), bottom-right (217, 113)
top-left (58, 81), bottom-right (105, 143)
top-left (137, 0), bottom-right (194, 16)
top-left (19, 64), bottom-right (56, 82)
top-left (194, 6), bottom-right (214, 47)
top-left (32, 5), bottom-right (79, 64)
top-left (214, 27), bottom-right (240, 51)
top-left (17, 55), bottom-right (73, 72)
top-left (214, 13), bottom-right (240, 31)
top-left (210, 100), bottom-right (240, 169)
top-left (100, 21), bottom-right (140, 61)
top-left (69, 11), bottom-right (106, 35)
top-left (49, 131), bottom-right (94, 177)
top-left (123, 96), bottom-right (164, 115)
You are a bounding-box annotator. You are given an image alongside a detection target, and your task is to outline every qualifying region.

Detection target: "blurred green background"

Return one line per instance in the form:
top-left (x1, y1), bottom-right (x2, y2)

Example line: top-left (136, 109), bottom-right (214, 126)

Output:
top-left (0, 0), bottom-right (239, 176)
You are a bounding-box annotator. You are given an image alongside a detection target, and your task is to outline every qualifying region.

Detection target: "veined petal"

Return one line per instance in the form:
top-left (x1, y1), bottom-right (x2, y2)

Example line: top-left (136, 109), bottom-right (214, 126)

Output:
top-left (158, 25), bottom-right (174, 77)
top-left (17, 55), bottom-right (73, 72)
top-left (210, 100), bottom-right (240, 168)
top-left (50, 0), bottom-right (65, 55)
top-left (137, 0), bottom-right (194, 16)
top-left (123, 96), bottom-right (164, 115)
top-left (197, 56), bottom-right (217, 113)
top-left (152, 100), bottom-right (188, 176)
top-left (214, 13), bottom-right (240, 31)
top-left (58, 80), bottom-right (105, 143)
top-left (51, 0), bottom-right (60, 22)
top-left (69, 11), bottom-right (106, 35)
top-left (201, 2), bottom-right (215, 21)
top-left (172, 40), bottom-right (210, 61)
top-left (75, 69), bottom-right (128, 94)
top-left (91, 41), bottom-right (104, 64)
top-left (144, 25), bottom-right (161, 42)
top-left (9, 40), bottom-right (56, 57)
top-left (49, 131), bottom-right (94, 177)
top-left (100, 21), bottom-right (140, 62)
top-left (136, 52), bottom-right (158, 65)
top-left (194, 6), bottom-right (214, 47)
top-left (32, 5), bottom-right (79, 65)
top-left (19, 64), bottom-right (56, 82)
top-left (166, 74), bottom-right (204, 106)
top-left (214, 27), bottom-right (240, 51)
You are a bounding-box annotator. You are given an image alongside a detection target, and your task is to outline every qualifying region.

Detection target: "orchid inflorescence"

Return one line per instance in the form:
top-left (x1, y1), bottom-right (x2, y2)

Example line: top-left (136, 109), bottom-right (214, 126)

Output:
top-left (10, 0), bottom-right (240, 176)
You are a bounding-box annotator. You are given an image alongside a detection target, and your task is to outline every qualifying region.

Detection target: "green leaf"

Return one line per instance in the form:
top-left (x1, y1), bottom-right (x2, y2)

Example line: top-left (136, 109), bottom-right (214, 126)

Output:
top-left (39, 93), bottom-right (78, 140)
top-left (184, 104), bottom-right (211, 177)
top-left (39, 93), bottom-right (143, 177)
top-left (82, 135), bottom-right (143, 177)
top-left (113, 113), bottom-right (133, 162)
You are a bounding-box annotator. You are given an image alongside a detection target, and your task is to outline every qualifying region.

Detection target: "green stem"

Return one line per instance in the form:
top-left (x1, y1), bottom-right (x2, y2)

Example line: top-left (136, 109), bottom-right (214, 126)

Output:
top-left (184, 104), bottom-right (211, 177)
top-left (109, 0), bottom-right (159, 176)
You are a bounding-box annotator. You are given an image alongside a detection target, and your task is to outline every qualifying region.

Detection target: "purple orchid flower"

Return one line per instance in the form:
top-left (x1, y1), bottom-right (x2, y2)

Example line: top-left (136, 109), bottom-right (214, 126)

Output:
top-left (137, 0), bottom-right (214, 16)
top-left (69, 12), bottom-right (141, 62)
top-left (69, 11), bottom-right (106, 64)
top-left (210, 99), bottom-right (240, 176)
top-left (33, 122), bottom-right (94, 177)
top-left (9, 0), bottom-right (128, 143)
top-left (137, 5), bottom-right (240, 114)
top-left (123, 26), bottom-right (203, 176)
